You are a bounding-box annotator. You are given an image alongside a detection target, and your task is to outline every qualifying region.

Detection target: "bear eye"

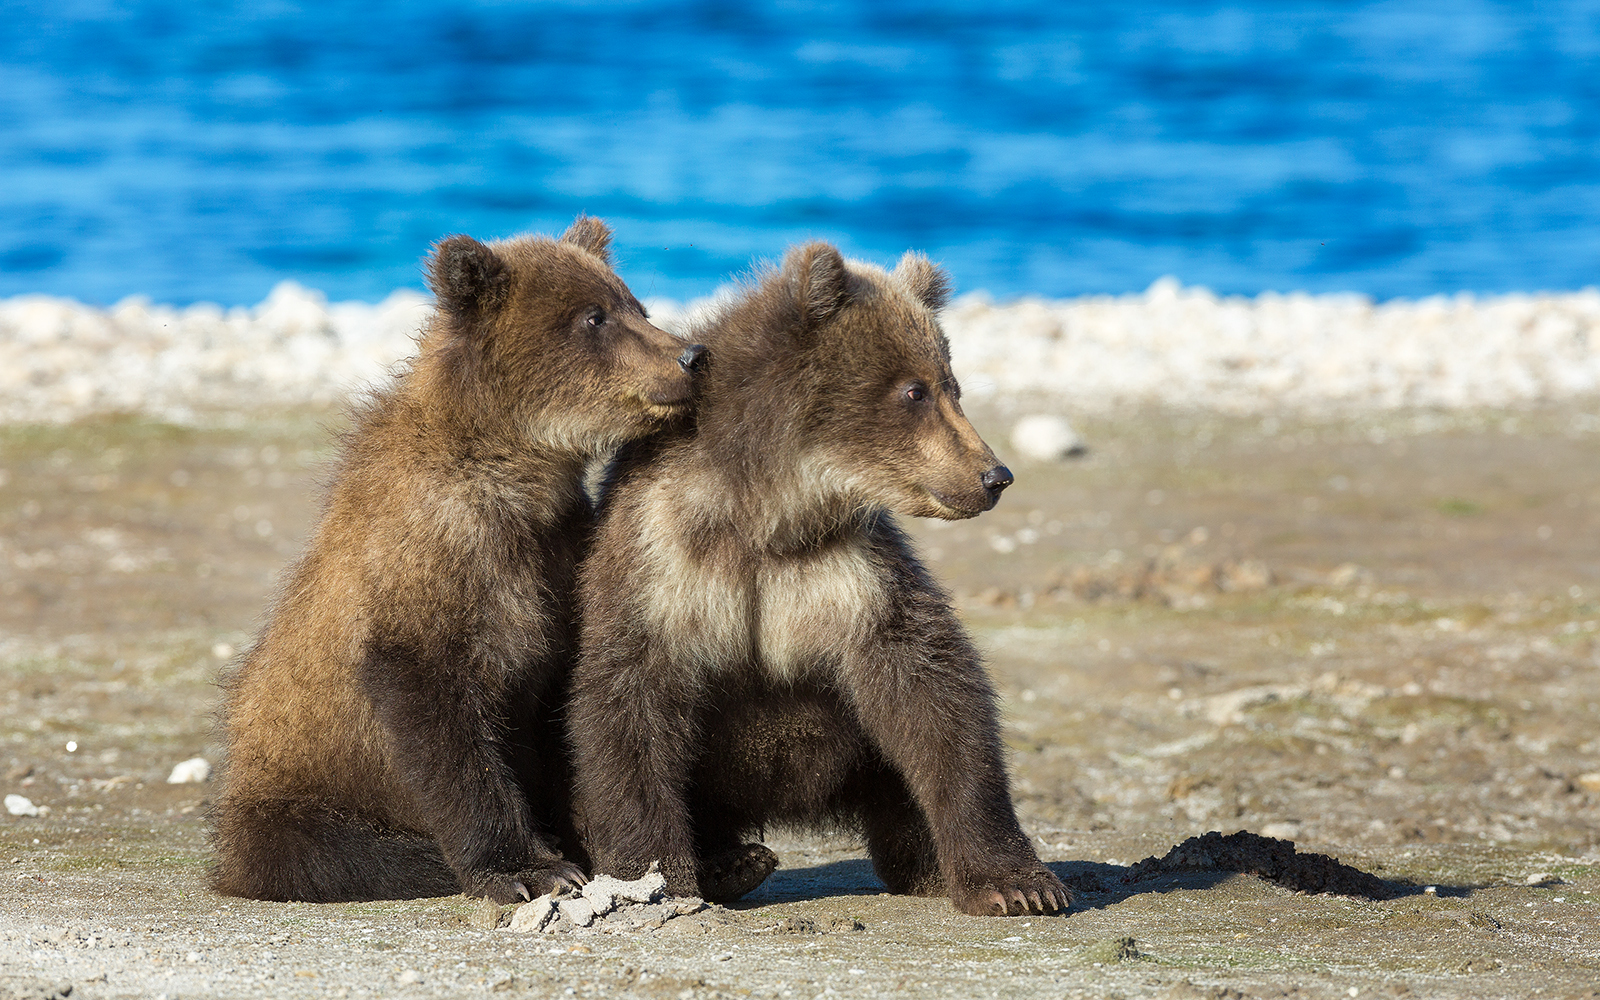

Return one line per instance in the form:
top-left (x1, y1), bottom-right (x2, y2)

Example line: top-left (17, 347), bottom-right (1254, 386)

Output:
top-left (905, 383), bottom-right (927, 402)
top-left (585, 309), bottom-right (606, 329)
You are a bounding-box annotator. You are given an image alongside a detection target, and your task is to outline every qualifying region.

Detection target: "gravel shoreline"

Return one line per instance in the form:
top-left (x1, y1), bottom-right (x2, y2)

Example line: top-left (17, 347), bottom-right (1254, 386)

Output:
top-left (4, 406), bottom-right (1600, 998)
top-left (5, 279), bottom-right (1599, 425)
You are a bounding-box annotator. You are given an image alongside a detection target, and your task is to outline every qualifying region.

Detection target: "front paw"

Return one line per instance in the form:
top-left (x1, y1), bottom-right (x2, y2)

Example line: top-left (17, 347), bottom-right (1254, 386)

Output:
top-left (476, 859), bottom-right (587, 904)
top-left (951, 865), bottom-right (1072, 917)
top-left (698, 843), bottom-right (778, 903)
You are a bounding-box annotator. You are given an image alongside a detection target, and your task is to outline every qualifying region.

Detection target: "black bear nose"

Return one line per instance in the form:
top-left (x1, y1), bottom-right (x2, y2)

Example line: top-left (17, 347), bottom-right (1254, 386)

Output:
top-left (677, 343), bottom-right (707, 372)
top-left (981, 464), bottom-right (1014, 494)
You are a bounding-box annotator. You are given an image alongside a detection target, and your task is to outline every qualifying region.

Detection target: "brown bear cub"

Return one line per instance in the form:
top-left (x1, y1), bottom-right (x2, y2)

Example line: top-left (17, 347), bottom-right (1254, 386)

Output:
top-left (210, 217), bottom-right (703, 904)
top-left (569, 243), bottom-right (1070, 916)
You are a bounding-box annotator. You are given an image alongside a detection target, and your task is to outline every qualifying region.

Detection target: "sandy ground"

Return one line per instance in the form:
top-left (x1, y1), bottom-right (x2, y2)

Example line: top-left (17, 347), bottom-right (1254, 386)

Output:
top-left (2, 403), bottom-right (1599, 999)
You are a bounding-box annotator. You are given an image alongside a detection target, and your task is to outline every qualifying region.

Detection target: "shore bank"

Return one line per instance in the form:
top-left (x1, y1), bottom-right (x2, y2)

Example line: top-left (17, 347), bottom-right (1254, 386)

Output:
top-left (5, 279), bottom-right (1599, 424)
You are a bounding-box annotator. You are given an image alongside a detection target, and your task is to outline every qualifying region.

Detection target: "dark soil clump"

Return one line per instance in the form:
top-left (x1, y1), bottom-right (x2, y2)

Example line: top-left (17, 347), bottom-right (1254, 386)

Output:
top-left (1123, 830), bottom-right (1408, 899)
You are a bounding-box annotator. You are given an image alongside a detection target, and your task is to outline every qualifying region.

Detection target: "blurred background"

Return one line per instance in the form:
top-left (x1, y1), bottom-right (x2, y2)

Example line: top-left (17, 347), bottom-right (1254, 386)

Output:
top-left (4, 0), bottom-right (1600, 307)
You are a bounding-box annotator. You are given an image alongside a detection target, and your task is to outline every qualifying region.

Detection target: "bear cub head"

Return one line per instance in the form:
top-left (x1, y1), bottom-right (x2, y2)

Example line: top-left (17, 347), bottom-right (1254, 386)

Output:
top-left (425, 216), bottom-right (702, 452)
top-left (698, 241), bottom-right (1010, 521)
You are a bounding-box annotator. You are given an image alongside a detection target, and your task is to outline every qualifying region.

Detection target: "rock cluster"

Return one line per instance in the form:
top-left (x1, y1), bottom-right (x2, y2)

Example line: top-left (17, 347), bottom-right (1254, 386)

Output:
top-left (505, 868), bottom-right (711, 935)
top-left (939, 278), bottom-right (1600, 414)
top-left (0, 283), bottom-right (430, 424)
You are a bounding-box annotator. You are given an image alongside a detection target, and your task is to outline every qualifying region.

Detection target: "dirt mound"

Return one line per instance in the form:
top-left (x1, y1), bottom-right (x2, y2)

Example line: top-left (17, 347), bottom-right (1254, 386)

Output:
top-left (1123, 830), bottom-right (1407, 899)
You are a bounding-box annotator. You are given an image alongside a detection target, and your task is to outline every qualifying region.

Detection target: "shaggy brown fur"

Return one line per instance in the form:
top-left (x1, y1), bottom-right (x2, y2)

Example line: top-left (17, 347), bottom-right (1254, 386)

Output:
top-left (210, 217), bottom-right (702, 904)
top-left (570, 243), bottom-right (1070, 917)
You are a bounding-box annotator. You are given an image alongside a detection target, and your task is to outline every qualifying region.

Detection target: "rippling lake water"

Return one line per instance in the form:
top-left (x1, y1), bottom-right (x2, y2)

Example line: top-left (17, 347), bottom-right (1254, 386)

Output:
top-left (4, 0), bottom-right (1599, 305)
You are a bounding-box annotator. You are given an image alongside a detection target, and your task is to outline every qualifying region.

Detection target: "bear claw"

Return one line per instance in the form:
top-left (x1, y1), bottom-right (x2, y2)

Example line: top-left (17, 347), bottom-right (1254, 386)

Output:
top-left (953, 868), bottom-right (1072, 916)
top-left (479, 860), bottom-right (587, 904)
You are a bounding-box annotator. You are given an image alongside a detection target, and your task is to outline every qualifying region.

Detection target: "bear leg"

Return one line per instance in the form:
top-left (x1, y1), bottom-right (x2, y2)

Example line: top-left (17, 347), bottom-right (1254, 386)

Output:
top-left (852, 765), bottom-right (944, 896)
top-left (840, 623), bottom-right (1071, 916)
top-left (360, 643), bottom-right (587, 901)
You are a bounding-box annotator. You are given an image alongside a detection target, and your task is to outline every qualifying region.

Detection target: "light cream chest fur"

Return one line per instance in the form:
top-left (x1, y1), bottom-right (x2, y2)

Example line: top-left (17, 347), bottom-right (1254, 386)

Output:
top-left (636, 506), bottom-right (886, 682)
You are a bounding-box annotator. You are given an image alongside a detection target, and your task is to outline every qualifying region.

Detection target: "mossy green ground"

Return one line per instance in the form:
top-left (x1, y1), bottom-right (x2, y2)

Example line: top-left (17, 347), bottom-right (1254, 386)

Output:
top-left (3, 405), bottom-right (1599, 999)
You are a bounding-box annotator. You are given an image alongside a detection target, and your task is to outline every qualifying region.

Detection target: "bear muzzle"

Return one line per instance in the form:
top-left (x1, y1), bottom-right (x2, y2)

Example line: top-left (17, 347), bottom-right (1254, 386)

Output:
top-left (981, 464), bottom-right (1014, 502)
top-left (677, 343), bottom-right (708, 372)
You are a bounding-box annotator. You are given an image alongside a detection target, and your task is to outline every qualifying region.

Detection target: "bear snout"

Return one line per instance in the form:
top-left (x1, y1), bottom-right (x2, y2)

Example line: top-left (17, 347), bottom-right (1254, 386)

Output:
top-left (981, 464), bottom-right (1014, 500)
top-left (629, 330), bottom-right (700, 408)
top-left (677, 343), bottom-right (708, 372)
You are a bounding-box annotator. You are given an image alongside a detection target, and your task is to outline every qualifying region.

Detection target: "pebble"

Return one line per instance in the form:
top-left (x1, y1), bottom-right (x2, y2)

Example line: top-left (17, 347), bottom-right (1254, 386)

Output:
top-left (6, 279), bottom-right (1600, 424)
top-left (5, 794), bottom-right (40, 817)
top-left (165, 758), bottom-right (212, 784)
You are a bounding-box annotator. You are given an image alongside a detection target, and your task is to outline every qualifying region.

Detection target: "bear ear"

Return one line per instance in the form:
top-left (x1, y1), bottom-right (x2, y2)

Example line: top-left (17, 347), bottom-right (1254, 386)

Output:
top-left (894, 251), bottom-right (951, 312)
top-left (559, 215), bottom-right (614, 265)
top-left (427, 235), bottom-right (511, 320)
top-left (783, 241), bottom-right (851, 327)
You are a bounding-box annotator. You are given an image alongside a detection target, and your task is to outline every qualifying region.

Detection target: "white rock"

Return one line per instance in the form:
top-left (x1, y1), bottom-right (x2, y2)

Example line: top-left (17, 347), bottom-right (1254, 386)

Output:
top-left (584, 867), bottom-right (667, 905)
top-left (579, 884), bottom-right (616, 916)
top-left (396, 969), bottom-right (422, 985)
top-left (4, 794), bottom-right (39, 817)
top-left (557, 897), bottom-right (596, 928)
top-left (508, 895), bottom-right (556, 933)
top-left (1010, 414), bottom-right (1086, 462)
top-left (166, 757), bottom-right (212, 784)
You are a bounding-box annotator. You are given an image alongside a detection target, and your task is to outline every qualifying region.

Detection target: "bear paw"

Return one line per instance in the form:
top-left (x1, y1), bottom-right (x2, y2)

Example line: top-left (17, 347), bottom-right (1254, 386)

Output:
top-left (476, 859), bottom-right (587, 904)
top-left (950, 865), bottom-right (1071, 917)
top-left (698, 843), bottom-right (779, 903)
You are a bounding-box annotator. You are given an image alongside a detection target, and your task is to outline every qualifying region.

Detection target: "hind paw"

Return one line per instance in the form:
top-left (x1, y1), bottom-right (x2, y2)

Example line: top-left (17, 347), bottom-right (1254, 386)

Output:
top-left (698, 843), bottom-right (778, 903)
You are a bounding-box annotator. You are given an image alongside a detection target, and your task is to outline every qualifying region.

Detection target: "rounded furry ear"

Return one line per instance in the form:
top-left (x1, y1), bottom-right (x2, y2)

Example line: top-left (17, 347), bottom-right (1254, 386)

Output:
top-left (784, 241), bottom-right (850, 325)
top-left (427, 235), bottom-right (510, 319)
top-left (894, 251), bottom-right (951, 312)
top-left (560, 215), bottom-right (614, 265)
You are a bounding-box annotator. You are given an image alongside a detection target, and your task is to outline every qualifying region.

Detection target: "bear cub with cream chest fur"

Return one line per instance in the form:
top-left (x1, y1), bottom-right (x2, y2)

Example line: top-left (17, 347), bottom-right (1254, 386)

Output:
top-left (570, 242), bottom-right (1069, 916)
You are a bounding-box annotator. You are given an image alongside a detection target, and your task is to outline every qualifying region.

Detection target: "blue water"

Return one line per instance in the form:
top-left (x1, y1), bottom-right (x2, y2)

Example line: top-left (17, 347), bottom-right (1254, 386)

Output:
top-left (3, 1), bottom-right (1599, 306)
